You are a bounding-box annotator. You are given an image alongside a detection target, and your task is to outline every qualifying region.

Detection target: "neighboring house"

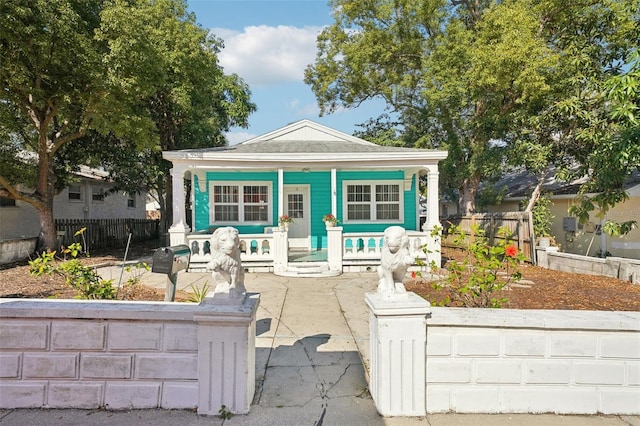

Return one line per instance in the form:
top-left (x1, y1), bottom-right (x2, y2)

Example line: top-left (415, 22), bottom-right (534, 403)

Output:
top-left (484, 169), bottom-right (640, 260)
top-left (162, 119), bottom-right (448, 275)
top-left (0, 166), bottom-right (147, 242)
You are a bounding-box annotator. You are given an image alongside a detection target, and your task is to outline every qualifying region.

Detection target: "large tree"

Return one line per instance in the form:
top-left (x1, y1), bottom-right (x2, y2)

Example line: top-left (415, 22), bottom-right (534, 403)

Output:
top-left (0, 0), bottom-right (255, 249)
top-left (305, 0), bottom-right (638, 215)
top-left (83, 0), bottom-right (255, 234)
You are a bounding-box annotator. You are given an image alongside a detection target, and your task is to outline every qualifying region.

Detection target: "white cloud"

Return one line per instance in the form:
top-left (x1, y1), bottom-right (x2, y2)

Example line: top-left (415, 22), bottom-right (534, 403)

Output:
top-left (225, 131), bottom-right (256, 146)
top-left (213, 25), bottom-right (322, 87)
top-left (294, 101), bottom-right (320, 117)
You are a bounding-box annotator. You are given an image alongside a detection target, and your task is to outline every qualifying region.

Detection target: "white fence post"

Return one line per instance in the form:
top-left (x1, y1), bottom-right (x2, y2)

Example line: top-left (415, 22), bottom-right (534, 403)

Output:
top-left (365, 292), bottom-right (430, 416)
top-left (272, 229), bottom-right (288, 273)
top-left (194, 295), bottom-right (260, 415)
top-left (327, 226), bottom-right (343, 272)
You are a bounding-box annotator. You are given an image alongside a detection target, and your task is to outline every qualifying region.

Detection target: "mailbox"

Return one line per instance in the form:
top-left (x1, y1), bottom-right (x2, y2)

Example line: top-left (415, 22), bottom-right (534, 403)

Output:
top-left (152, 245), bottom-right (191, 275)
top-left (152, 245), bottom-right (191, 302)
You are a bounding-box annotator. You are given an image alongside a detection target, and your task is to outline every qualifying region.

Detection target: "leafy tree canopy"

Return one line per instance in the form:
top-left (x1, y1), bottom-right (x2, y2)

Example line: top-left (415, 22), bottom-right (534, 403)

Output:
top-left (305, 0), bottom-right (639, 216)
top-left (0, 0), bottom-right (255, 249)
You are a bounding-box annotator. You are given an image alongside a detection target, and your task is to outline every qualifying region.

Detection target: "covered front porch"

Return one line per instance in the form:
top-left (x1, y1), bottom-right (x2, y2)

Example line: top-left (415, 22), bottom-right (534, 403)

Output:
top-left (181, 225), bottom-right (438, 277)
top-left (165, 162), bottom-right (444, 276)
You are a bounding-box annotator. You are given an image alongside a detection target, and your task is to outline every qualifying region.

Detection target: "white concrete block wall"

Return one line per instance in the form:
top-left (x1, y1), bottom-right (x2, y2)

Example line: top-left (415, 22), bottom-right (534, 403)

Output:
top-left (0, 300), bottom-right (201, 410)
top-left (538, 248), bottom-right (640, 283)
top-left (426, 308), bottom-right (640, 414)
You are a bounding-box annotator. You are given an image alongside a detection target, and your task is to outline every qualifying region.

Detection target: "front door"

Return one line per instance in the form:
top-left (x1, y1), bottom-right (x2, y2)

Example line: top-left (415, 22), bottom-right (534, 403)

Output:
top-left (283, 185), bottom-right (310, 249)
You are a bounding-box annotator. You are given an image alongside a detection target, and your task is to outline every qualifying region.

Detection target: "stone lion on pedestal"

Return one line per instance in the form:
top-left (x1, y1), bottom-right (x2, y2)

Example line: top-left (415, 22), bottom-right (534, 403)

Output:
top-left (206, 226), bottom-right (245, 301)
top-left (377, 226), bottom-right (414, 296)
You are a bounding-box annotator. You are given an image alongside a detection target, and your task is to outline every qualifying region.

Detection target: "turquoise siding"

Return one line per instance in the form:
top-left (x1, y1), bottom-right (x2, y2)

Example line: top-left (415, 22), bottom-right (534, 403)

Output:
top-left (336, 170), bottom-right (417, 233)
top-left (284, 171), bottom-right (331, 249)
top-left (193, 171), bottom-right (278, 233)
top-left (193, 169), bottom-right (418, 244)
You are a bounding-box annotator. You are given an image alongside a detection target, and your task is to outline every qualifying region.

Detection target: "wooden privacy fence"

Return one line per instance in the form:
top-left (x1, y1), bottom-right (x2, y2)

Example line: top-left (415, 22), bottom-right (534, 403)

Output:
top-left (55, 219), bottom-right (159, 251)
top-left (442, 212), bottom-right (535, 263)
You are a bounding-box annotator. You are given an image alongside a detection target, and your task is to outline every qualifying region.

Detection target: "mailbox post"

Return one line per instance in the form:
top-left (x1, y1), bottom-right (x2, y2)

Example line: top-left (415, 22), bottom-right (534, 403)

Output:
top-left (152, 245), bottom-right (191, 301)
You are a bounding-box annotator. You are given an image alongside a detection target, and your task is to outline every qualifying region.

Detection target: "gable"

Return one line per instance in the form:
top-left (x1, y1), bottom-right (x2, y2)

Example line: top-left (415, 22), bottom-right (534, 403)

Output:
top-left (241, 119), bottom-right (375, 147)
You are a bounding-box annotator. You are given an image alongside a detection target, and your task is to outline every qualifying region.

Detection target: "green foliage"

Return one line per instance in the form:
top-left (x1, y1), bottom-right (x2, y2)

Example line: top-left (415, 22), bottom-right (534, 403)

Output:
top-left (476, 185), bottom-right (508, 212)
top-left (526, 194), bottom-right (554, 238)
top-left (0, 0), bottom-right (256, 248)
top-left (117, 262), bottom-right (151, 299)
top-left (602, 220), bottom-right (638, 237)
top-left (187, 282), bottom-right (210, 303)
top-left (305, 0), bottom-right (639, 215)
top-left (30, 250), bottom-right (116, 300)
top-left (218, 405), bottom-right (233, 420)
top-left (29, 229), bottom-right (116, 300)
top-left (433, 224), bottom-right (524, 308)
top-left (415, 225), bottom-right (442, 273)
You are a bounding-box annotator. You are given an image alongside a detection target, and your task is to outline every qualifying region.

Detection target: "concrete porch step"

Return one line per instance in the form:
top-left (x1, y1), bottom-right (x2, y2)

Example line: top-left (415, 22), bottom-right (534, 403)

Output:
top-left (275, 261), bottom-right (342, 277)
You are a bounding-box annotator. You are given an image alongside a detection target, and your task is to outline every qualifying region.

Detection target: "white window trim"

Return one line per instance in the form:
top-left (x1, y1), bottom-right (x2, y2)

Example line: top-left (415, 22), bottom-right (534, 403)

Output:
top-left (208, 181), bottom-right (272, 225)
top-left (68, 185), bottom-right (83, 203)
top-left (342, 180), bottom-right (404, 224)
top-left (92, 186), bottom-right (105, 204)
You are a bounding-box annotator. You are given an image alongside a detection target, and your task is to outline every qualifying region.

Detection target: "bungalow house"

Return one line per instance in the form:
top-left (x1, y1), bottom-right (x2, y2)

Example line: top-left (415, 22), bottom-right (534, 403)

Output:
top-left (484, 169), bottom-right (640, 260)
top-left (162, 119), bottom-right (448, 276)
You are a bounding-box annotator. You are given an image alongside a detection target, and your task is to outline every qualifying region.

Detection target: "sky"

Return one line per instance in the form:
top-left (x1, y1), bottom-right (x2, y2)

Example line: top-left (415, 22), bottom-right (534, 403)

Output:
top-left (186, 0), bottom-right (387, 144)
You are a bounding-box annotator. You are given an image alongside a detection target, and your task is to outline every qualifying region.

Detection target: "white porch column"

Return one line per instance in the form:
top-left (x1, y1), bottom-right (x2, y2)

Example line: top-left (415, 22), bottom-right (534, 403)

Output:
top-left (422, 167), bottom-right (442, 270)
top-left (169, 165), bottom-right (190, 246)
top-left (331, 168), bottom-right (337, 216)
top-left (278, 168), bottom-right (284, 218)
top-left (424, 167), bottom-right (440, 230)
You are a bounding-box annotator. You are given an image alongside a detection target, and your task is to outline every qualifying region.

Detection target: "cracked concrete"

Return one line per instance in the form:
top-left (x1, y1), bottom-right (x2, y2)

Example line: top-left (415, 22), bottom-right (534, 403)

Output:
top-left (243, 274), bottom-right (381, 425)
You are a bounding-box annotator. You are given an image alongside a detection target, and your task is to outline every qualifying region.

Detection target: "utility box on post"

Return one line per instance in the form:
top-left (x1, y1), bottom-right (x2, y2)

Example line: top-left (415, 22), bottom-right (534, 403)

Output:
top-left (152, 245), bottom-right (191, 301)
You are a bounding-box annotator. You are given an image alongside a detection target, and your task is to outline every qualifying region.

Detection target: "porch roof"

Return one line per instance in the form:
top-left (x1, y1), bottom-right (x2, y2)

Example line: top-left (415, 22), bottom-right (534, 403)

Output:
top-left (163, 119), bottom-right (447, 167)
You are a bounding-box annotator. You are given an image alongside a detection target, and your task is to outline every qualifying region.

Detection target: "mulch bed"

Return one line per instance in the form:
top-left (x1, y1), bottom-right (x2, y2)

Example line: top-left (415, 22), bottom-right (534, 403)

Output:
top-left (1, 242), bottom-right (639, 310)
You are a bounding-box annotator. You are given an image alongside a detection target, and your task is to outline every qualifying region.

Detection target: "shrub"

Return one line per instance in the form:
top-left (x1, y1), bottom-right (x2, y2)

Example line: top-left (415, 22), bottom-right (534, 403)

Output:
top-left (431, 224), bottom-right (524, 308)
top-left (29, 232), bottom-right (116, 300)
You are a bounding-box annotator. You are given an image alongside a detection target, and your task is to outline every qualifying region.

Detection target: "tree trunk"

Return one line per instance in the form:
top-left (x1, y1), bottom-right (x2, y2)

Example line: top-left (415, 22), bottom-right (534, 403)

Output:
top-left (459, 174), bottom-right (480, 215)
top-left (524, 171), bottom-right (547, 212)
top-left (37, 204), bottom-right (58, 252)
top-left (36, 148), bottom-right (58, 252)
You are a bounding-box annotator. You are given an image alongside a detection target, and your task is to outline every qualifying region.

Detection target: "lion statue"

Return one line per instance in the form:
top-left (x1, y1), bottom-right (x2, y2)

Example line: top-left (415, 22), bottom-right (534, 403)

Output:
top-left (377, 226), bottom-right (414, 296)
top-left (206, 227), bottom-right (245, 300)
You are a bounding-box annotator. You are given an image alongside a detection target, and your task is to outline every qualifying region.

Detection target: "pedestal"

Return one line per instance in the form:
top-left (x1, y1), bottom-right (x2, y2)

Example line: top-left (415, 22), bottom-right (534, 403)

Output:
top-left (194, 294), bottom-right (260, 415)
top-left (365, 292), bottom-right (430, 416)
top-left (168, 223), bottom-right (190, 246)
top-left (326, 226), bottom-right (343, 272)
top-left (535, 245), bottom-right (559, 268)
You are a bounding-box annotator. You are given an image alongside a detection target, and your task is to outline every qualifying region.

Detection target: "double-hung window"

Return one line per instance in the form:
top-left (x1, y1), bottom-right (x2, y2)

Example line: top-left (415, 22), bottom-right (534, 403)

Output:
top-left (127, 193), bottom-right (136, 208)
top-left (68, 185), bottom-right (82, 202)
top-left (92, 186), bottom-right (105, 203)
top-left (210, 182), bottom-right (270, 224)
top-left (344, 181), bottom-right (402, 222)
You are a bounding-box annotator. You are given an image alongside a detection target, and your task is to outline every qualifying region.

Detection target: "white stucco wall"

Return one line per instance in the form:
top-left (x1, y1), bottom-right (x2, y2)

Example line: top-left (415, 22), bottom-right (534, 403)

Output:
top-left (425, 308), bottom-right (640, 415)
top-left (0, 297), bottom-right (259, 414)
top-left (0, 199), bottom-right (40, 240)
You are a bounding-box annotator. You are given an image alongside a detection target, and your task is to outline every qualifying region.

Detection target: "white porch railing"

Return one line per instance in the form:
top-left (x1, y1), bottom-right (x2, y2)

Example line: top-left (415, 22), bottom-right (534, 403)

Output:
top-left (184, 228), bottom-right (435, 273)
top-left (187, 232), bottom-right (275, 271)
top-left (342, 231), bottom-right (429, 263)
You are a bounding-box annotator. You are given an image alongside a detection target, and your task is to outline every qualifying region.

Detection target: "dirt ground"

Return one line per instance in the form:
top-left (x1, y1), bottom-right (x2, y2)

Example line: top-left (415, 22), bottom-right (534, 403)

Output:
top-left (1, 241), bottom-right (639, 310)
top-left (406, 247), bottom-right (640, 311)
top-left (0, 239), bottom-right (190, 302)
